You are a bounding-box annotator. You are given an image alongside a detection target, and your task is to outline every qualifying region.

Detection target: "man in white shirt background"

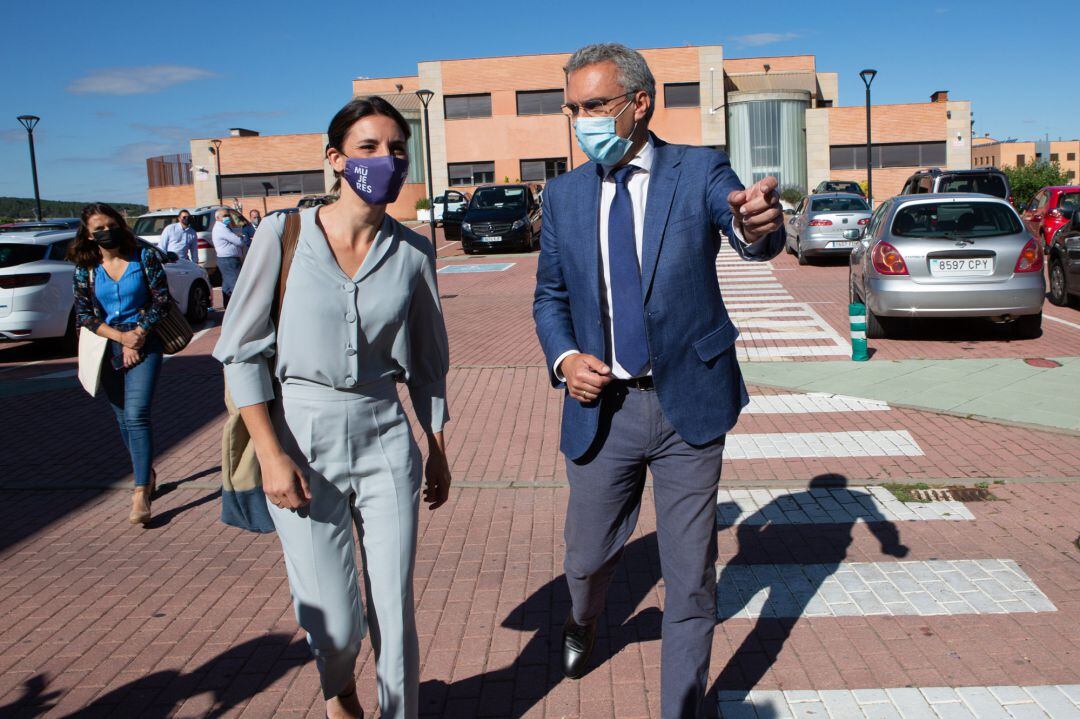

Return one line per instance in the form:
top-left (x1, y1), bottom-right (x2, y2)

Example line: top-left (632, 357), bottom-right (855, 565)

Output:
top-left (159, 209), bottom-right (197, 264)
top-left (211, 208), bottom-right (247, 309)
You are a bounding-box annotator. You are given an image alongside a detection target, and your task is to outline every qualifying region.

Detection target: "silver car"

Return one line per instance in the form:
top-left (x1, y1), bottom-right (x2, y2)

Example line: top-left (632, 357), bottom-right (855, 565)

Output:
top-left (785, 193), bottom-right (872, 265)
top-left (848, 194), bottom-right (1045, 339)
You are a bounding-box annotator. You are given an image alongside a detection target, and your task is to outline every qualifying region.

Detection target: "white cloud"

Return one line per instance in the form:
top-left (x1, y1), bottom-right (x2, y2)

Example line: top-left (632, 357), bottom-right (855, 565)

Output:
top-left (67, 65), bottom-right (216, 95)
top-left (733, 32), bottom-right (800, 47)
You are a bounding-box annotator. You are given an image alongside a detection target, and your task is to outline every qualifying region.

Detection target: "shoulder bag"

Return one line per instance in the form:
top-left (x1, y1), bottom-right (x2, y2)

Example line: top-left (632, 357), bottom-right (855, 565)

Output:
top-left (141, 248), bottom-right (194, 355)
top-left (77, 268), bottom-right (109, 396)
top-left (220, 213), bottom-right (301, 533)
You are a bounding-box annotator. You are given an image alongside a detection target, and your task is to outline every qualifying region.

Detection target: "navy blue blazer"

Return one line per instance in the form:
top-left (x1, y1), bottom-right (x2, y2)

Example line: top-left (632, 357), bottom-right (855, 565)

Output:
top-left (533, 135), bottom-right (785, 460)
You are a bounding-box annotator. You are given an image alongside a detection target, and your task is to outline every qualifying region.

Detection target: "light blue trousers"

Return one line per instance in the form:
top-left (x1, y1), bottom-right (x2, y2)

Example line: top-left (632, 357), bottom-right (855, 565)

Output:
top-left (268, 380), bottom-right (421, 718)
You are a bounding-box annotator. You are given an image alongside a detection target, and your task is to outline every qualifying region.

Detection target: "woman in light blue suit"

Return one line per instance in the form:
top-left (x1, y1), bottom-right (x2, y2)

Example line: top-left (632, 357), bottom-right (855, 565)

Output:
top-left (214, 97), bottom-right (452, 719)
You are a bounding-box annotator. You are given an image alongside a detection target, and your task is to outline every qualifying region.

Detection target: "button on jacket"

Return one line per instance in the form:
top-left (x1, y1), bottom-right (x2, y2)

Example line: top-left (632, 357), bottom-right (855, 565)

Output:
top-left (213, 208), bottom-right (450, 433)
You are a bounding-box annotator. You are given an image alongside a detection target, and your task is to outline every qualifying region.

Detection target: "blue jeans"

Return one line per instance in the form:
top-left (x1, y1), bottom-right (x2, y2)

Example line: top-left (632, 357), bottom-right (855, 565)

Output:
top-left (218, 256), bottom-right (243, 308)
top-left (100, 328), bottom-right (163, 487)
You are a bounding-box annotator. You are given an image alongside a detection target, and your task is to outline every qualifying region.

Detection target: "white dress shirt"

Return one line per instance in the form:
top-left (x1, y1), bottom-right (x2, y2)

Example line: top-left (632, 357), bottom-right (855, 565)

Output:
top-left (554, 136), bottom-right (751, 382)
top-left (212, 221), bottom-right (246, 258)
top-left (159, 221), bottom-right (197, 263)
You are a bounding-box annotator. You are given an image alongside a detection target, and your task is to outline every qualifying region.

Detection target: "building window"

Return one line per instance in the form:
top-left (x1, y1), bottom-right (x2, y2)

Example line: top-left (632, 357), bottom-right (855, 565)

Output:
top-left (444, 94), bottom-right (492, 119)
top-left (1051, 153), bottom-right (1059, 163)
top-left (1068, 153), bottom-right (1077, 161)
top-left (448, 161), bottom-right (495, 186)
top-left (664, 82), bottom-right (700, 108)
top-left (1017, 155), bottom-right (1025, 166)
top-left (829, 142), bottom-right (946, 170)
top-left (1069, 170), bottom-right (1077, 180)
top-left (520, 158), bottom-right (567, 182)
top-left (516, 90), bottom-right (564, 116)
top-left (219, 170), bottom-right (324, 198)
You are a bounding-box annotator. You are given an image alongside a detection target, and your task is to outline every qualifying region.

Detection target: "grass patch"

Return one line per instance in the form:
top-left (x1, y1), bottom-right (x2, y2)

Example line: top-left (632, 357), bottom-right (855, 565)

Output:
top-left (881, 482), bottom-right (998, 503)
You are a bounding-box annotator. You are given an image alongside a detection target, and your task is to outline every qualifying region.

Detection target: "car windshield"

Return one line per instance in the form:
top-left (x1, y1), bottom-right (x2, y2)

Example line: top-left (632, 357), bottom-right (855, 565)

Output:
top-left (1058, 192), bottom-right (1080, 211)
top-left (937, 174), bottom-right (1008, 198)
top-left (892, 201), bottom-right (1022, 238)
top-left (0, 243), bottom-right (48, 268)
top-left (825, 182), bottom-right (861, 193)
top-left (0, 224), bottom-right (69, 234)
top-left (471, 187), bottom-right (527, 210)
top-left (811, 197), bottom-right (869, 212)
top-left (132, 216), bottom-right (177, 236)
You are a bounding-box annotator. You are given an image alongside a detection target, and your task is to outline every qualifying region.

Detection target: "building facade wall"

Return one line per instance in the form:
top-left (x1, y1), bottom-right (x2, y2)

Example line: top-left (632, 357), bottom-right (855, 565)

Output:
top-left (148, 184), bottom-right (196, 211)
top-left (973, 139), bottom-right (1080, 182)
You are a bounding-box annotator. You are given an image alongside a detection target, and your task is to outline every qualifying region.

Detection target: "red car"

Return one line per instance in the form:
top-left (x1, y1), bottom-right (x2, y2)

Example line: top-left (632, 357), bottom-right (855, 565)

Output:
top-left (1022, 186), bottom-right (1080, 248)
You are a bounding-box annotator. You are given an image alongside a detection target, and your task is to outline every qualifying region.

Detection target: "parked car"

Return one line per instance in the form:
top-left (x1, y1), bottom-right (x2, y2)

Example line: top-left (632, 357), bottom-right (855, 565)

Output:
top-left (848, 194), bottom-right (1044, 339)
top-left (785, 193), bottom-right (872, 265)
top-left (132, 206), bottom-right (229, 284)
top-left (1021, 185), bottom-right (1080, 249)
top-left (899, 167), bottom-right (1012, 203)
top-left (1047, 207), bottom-right (1080, 307)
top-left (433, 191), bottom-right (470, 225)
top-left (297, 194), bottom-right (338, 209)
top-left (266, 207), bottom-right (300, 218)
top-left (812, 180), bottom-right (865, 196)
top-left (457, 185), bottom-right (542, 254)
top-left (0, 228), bottom-right (211, 347)
top-left (0, 219), bottom-right (81, 234)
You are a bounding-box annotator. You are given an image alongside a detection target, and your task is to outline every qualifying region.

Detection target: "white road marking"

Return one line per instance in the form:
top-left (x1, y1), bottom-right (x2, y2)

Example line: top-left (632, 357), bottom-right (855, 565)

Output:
top-left (717, 485), bottom-right (967, 525)
top-left (740, 345), bottom-right (850, 359)
top-left (716, 559), bottom-right (1053, 619)
top-left (1045, 313), bottom-right (1080, 331)
top-left (717, 685), bottom-right (1080, 717)
top-left (726, 430), bottom-right (923, 459)
top-left (743, 393), bottom-right (891, 414)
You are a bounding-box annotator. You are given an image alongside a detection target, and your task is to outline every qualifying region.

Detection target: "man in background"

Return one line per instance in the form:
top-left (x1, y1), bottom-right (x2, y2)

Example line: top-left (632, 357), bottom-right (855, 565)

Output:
top-left (212, 208), bottom-right (246, 309)
top-left (159, 209), bottom-right (197, 263)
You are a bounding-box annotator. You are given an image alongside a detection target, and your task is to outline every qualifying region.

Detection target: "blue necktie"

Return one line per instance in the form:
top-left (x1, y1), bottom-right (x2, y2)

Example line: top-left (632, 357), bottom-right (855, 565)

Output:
top-left (607, 165), bottom-right (649, 377)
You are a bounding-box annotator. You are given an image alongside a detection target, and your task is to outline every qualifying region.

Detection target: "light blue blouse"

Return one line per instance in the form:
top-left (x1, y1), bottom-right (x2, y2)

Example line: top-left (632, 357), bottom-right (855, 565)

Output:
top-left (94, 261), bottom-right (148, 326)
top-left (212, 208), bottom-right (450, 433)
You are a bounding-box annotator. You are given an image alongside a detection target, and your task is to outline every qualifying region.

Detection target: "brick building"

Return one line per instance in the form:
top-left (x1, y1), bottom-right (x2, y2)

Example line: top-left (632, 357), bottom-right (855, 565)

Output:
top-left (971, 136), bottom-right (1080, 182)
top-left (146, 46), bottom-right (972, 218)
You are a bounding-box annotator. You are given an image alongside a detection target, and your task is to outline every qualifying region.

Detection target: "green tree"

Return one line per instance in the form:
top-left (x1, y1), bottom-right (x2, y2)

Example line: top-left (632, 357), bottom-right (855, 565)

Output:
top-left (779, 185), bottom-right (806, 206)
top-left (1002, 162), bottom-right (1069, 209)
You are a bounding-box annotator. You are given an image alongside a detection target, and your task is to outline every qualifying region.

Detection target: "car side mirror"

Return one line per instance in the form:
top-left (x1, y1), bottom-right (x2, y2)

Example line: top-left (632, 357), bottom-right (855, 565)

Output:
top-left (165, 251), bottom-right (179, 263)
top-left (843, 229), bottom-right (862, 240)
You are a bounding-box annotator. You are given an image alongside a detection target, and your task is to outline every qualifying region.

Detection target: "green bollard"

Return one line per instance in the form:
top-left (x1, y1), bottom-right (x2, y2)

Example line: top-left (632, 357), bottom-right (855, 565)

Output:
top-left (849, 303), bottom-right (869, 361)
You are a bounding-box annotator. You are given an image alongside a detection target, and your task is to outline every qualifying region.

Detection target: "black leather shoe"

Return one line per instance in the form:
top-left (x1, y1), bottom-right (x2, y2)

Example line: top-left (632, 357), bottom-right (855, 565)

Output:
top-left (562, 616), bottom-right (597, 679)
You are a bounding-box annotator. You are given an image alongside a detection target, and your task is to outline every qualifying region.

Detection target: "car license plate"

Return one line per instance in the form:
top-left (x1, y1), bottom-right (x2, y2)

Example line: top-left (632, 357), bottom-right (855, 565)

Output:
top-left (929, 257), bottom-right (994, 276)
top-left (827, 240), bottom-right (858, 249)
top-left (481, 236), bottom-right (501, 243)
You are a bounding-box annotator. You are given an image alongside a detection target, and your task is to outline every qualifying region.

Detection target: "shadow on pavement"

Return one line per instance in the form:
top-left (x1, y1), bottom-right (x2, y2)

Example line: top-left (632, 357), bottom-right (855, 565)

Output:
top-left (0, 675), bottom-right (62, 718)
top-left (0, 352), bottom-right (227, 555)
top-left (708, 474), bottom-right (908, 714)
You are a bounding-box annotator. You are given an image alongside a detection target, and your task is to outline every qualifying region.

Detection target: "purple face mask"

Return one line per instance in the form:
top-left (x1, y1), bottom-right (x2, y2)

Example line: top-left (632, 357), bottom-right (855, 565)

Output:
top-left (343, 155), bottom-right (409, 205)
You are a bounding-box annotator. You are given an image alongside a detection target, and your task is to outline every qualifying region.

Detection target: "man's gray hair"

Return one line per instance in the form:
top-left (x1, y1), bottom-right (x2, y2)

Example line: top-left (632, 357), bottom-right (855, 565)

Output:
top-left (564, 43), bottom-right (656, 107)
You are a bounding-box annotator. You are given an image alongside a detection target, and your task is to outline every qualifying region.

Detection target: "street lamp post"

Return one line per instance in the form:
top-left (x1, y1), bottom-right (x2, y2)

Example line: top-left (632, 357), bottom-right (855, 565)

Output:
top-left (859, 69), bottom-right (877, 206)
top-left (16, 115), bottom-right (43, 221)
top-left (415, 89), bottom-right (436, 242)
top-left (210, 139), bottom-right (223, 205)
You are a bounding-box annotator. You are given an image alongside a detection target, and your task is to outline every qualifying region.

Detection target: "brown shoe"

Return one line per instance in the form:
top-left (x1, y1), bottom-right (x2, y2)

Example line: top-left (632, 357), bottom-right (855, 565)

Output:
top-left (129, 486), bottom-right (151, 525)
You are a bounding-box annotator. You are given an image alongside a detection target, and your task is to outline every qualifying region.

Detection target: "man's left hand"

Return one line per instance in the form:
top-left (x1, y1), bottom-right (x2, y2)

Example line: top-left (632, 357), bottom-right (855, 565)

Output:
top-left (728, 176), bottom-right (783, 244)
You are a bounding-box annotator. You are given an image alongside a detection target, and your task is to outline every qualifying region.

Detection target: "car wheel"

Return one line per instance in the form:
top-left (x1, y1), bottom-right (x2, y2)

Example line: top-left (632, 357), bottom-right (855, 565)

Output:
top-left (796, 238), bottom-right (809, 266)
top-left (186, 282), bottom-right (210, 324)
top-left (48, 309), bottom-right (79, 355)
top-left (1048, 261), bottom-right (1069, 307)
top-left (865, 303), bottom-right (888, 339)
top-left (785, 234), bottom-right (795, 255)
top-left (1013, 313), bottom-right (1042, 339)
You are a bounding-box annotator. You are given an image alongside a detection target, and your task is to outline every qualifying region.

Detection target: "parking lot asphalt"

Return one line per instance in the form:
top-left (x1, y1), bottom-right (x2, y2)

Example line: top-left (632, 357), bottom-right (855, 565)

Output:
top-left (1, 236), bottom-right (1079, 717)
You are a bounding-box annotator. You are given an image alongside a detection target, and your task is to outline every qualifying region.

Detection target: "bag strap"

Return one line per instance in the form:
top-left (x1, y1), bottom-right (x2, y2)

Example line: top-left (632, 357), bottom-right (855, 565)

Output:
top-left (271, 212), bottom-right (302, 323)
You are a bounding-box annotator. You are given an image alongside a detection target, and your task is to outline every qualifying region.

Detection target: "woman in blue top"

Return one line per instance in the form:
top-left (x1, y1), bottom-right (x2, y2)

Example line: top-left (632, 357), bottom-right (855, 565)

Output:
top-left (71, 202), bottom-right (171, 525)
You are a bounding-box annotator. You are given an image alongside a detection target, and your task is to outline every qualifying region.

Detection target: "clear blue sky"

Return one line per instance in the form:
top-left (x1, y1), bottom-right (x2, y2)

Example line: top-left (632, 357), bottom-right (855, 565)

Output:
top-left (1, 0), bottom-right (1073, 206)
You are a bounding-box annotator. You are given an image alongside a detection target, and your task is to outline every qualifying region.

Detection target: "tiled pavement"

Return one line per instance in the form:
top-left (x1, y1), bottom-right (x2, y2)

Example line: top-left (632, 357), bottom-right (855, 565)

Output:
top-left (1, 240), bottom-right (1080, 717)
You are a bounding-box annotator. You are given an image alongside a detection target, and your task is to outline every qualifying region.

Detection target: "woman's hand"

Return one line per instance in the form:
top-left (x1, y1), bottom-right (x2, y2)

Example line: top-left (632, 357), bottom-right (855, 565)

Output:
top-left (423, 433), bottom-right (452, 510)
top-left (261, 451), bottom-right (312, 510)
top-left (121, 346), bottom-right (143, 369)
top-left (120, 329), bottom-right (146, 350)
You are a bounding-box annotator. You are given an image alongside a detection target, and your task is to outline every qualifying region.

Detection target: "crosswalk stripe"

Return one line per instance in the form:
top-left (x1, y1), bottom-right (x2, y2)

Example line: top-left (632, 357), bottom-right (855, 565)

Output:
top-left (715, 559), bottom-right (1055, 619)
top-left (717, 686), bottom-right (1080, 717)
top-left (739, 345), bottom-right (849, 359)
top-left (744, 393), bottom-right (891, 414)
top-left (726, 430), bottom-right (923, 459)
top-left (716, 486), bottom-right (969, 524)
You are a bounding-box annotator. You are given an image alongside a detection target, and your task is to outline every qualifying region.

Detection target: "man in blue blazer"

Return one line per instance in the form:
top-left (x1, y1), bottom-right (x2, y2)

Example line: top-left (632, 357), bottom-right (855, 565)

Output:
top-left (533, 43), bottom-right (785, 718)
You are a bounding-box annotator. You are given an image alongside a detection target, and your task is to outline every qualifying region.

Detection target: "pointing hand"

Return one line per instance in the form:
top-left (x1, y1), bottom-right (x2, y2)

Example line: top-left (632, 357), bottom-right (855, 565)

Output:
top-left (728, 176), bottom-right (783, 243)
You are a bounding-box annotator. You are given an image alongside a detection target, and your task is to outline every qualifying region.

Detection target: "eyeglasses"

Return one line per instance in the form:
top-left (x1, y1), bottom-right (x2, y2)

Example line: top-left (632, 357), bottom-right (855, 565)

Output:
top-left (562, 93), bottom-right (633, 118)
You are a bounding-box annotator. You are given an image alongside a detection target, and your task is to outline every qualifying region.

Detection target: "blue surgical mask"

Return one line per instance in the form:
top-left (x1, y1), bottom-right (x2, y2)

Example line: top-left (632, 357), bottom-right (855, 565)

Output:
top-left (222, 217), bottom-right (231, 226)
top-left (573, 99), bottom-right (637, 167)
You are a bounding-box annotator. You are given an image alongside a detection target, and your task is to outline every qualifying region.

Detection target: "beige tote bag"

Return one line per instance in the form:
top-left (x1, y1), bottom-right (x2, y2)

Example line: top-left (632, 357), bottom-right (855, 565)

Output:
top-left (77, 327), bottom-right (109, 396)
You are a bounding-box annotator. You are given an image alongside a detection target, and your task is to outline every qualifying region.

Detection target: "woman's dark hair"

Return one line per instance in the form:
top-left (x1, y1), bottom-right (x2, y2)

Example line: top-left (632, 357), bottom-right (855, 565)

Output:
top-left (327, 96), bottom-right (412, 193)
top-left (67, 202), bottom-right (138, 267)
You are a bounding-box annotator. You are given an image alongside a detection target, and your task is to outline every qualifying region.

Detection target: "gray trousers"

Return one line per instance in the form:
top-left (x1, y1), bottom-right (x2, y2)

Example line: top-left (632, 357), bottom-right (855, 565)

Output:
top-left (565, 385), bottom-right (724, 719)
top-left (269, 380), bottom-right (421, 719)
